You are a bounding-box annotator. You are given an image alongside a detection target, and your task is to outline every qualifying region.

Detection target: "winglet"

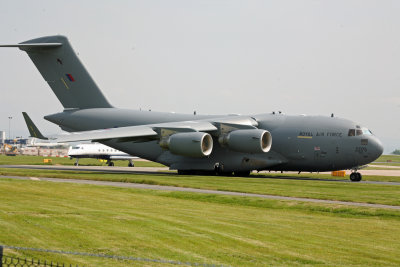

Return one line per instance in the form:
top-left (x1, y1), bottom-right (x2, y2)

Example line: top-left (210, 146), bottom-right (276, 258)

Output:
top-left (22, 112), bottom-right (48, 140)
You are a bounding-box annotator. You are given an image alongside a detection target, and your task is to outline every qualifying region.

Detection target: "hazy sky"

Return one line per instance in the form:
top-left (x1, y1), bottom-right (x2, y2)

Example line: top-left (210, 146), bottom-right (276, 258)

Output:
top-left (0, 1), bottom-right (399, 152)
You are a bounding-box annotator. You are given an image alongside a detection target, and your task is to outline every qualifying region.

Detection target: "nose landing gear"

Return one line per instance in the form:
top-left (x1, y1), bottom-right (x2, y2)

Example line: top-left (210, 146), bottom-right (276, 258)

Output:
top-left (350, 171), bottom-right (362, 182)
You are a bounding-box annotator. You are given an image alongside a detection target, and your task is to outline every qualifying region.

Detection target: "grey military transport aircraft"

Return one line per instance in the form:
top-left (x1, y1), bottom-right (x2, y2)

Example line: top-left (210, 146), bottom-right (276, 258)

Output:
top-left (1, 35), bottom-right (383, 181)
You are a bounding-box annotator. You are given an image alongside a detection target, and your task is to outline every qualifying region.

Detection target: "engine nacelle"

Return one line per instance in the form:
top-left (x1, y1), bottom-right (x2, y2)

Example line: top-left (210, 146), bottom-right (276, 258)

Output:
top-left (219, 129), bottom-right (272, 153)
top-left (160, 132), bottom-right (213, 157)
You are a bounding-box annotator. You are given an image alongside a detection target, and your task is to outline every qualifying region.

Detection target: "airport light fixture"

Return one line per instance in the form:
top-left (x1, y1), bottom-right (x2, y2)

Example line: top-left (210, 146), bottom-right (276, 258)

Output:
top-left (8, 116), bottom-right (12, 140)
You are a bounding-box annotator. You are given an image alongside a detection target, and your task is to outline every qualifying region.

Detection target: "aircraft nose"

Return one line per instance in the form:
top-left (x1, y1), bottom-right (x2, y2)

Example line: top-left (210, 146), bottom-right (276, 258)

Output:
top-left (370, 136), bottom-right (384, 160)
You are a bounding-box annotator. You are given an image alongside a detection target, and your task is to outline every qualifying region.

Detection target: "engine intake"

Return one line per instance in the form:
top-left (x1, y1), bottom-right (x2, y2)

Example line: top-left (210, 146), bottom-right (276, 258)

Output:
top-left (219, 129), bottom-right (272, 153)
top-left (160, 132), bottom-right (213, 157)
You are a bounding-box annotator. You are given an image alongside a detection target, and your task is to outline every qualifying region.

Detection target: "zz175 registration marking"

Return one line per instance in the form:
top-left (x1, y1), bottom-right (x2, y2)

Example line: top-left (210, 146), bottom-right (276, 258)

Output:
top-left (355, 147), bottom-right (367, 153)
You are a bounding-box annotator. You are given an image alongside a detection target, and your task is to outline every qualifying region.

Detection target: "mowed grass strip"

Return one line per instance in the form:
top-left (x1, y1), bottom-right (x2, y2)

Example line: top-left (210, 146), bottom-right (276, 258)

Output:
top-left (0, 155), bottom-right (164, 167)
top-left (0, 179), bottom-right (399, 266)
top-left (366, 166), bottom-right (400, 170)
top-left (253, 172), bottom-right (400, 182)
top-left (370, 163), bottom-right (400, 167)
top-left (375, 154), bottom-right (400, 162)
top-left (0, 168), bottom-right (400, 207)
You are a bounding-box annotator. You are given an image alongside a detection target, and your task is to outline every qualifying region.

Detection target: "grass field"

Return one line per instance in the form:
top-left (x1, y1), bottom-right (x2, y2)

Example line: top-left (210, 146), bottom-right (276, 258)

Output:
top-left (375, 154), bottom-right (400, 162)
top-left (366, 166), bottom-right (400, 170)
top-left (1, 154), bottom-right (400, 207)
top-left (0, 178), bottom-right (399, 266)
top-left (370, 163), bottom-right (400, 167)
top-left (0, 155), bottom-right (399, 265)
top-left (1, 168), bottom-right (400, 206)
top-left (0, 155), bottom-right (165, 167)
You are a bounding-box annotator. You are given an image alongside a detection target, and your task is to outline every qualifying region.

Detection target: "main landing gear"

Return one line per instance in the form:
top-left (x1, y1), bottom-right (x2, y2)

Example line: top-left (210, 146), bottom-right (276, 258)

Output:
top-left (214, 162), bottom-right (251, 177)
top-left (350, 171), bottom-right (362, 182)
top-left (128, 159), bottom-right (134, 167)
top-left (177, 163), bottom-right (252, 177)
top-left (233, 171), bottom-right (251, 177)
top-left (106, 160), bottom-right (134, 167)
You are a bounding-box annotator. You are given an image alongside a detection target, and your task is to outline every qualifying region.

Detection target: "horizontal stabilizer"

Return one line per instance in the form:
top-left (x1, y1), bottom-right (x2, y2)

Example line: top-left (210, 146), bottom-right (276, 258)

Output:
top-left (0, 43), bottom-right (62, 49)
top-left (22, 112), bottom-right (48, 140)
top-left (1, 35), bottom-right (112, 109)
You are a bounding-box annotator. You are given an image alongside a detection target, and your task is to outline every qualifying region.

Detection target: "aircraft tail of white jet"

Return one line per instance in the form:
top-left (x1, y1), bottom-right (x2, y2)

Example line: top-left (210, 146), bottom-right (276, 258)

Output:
top-left (0, 35), bottom-right (112, 109)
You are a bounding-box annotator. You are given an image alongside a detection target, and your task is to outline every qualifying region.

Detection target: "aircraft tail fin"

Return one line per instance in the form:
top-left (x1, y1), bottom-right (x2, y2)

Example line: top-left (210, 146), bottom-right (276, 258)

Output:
top-left (22, 112), bottom-right (48, 140)
top-left (1, 36), bottom-right (112, 109)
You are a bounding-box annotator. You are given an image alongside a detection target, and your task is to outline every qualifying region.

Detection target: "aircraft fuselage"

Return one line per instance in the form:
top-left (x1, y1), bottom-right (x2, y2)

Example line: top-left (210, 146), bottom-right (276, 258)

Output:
top-left (45, 108), bottom-right (383, 172)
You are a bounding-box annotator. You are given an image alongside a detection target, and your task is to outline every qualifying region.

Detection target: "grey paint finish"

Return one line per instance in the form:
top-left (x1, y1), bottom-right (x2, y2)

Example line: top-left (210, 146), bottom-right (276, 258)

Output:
top-left (2, 35), bottom-right (384, 173)
top-left (47, 107), bottom-right (383, 172)
top-left (19, 36), bottom-right (112, 109)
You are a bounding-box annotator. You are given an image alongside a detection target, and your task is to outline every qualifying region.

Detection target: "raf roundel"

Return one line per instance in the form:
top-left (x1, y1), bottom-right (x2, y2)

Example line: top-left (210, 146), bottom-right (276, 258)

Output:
top-left (66, 74), bottom-right (75, 82)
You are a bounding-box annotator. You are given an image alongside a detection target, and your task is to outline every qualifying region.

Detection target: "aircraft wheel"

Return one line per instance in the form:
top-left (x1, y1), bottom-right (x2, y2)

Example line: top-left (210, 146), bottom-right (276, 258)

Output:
top-left (128, 162), bottom-right (134, 167)
top-left (214, 163), bottom-right (224, 175)
top-left (74, 163), bottom-right (78, 166)
top-left (234, 171), bottom-right (251, 177)
top-left (350, 172), bottom-right (362, 182)
top-left (178, 170), bottom-right (193, 175)
top-left (108, 162), bottom-right (114, 167)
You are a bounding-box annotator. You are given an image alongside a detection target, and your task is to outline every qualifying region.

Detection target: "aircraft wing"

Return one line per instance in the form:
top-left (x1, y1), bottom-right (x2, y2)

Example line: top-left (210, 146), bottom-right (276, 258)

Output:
top-left (53, 120), bottom-right (219, 142)
top-left (51, 115), bottom-right (261, 143)
top-left (110, 155), bottom-right (139, 160)
top-left (53, 125), bottom-right (158, 142)
top-left (23, 111), bottom-right (260, 143)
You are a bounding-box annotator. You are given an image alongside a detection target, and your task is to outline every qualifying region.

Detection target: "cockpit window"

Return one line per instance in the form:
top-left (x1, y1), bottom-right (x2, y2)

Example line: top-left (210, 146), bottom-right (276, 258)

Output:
top-left (362, 128), bottom-right (372, 135)
top-left (348, 127), bottom-right (373, 137)
top-left (348, 129), bottom-right (355, 136)
top-left (72, 146), bottom-right (80, 149)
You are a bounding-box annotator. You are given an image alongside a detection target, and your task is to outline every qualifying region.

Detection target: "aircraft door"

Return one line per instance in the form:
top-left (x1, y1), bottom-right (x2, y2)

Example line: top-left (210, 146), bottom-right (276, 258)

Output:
top-left (313, 148), bottom-right (329, 168)
top-left (313, 137), bottom-right (335, 170)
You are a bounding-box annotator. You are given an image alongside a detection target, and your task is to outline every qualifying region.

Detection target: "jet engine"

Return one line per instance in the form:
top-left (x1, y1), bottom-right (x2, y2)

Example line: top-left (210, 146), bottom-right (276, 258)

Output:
top-left (219, 129), bottom-right (272, 153)
top-left (160, 132), bottom-right (213, 157)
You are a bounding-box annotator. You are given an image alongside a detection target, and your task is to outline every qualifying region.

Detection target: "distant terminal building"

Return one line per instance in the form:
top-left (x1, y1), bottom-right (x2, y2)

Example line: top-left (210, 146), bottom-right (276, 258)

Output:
top-left (0, 130), bottom-right (29, 145)
top-left (2, 138), bottom-right (29, 145)
top-left (20, 138), bottom-right (69, 157)
top-left (0, 131), bottom-right (28, 145)
top-left (0, 137), bottom-right (69, 157)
